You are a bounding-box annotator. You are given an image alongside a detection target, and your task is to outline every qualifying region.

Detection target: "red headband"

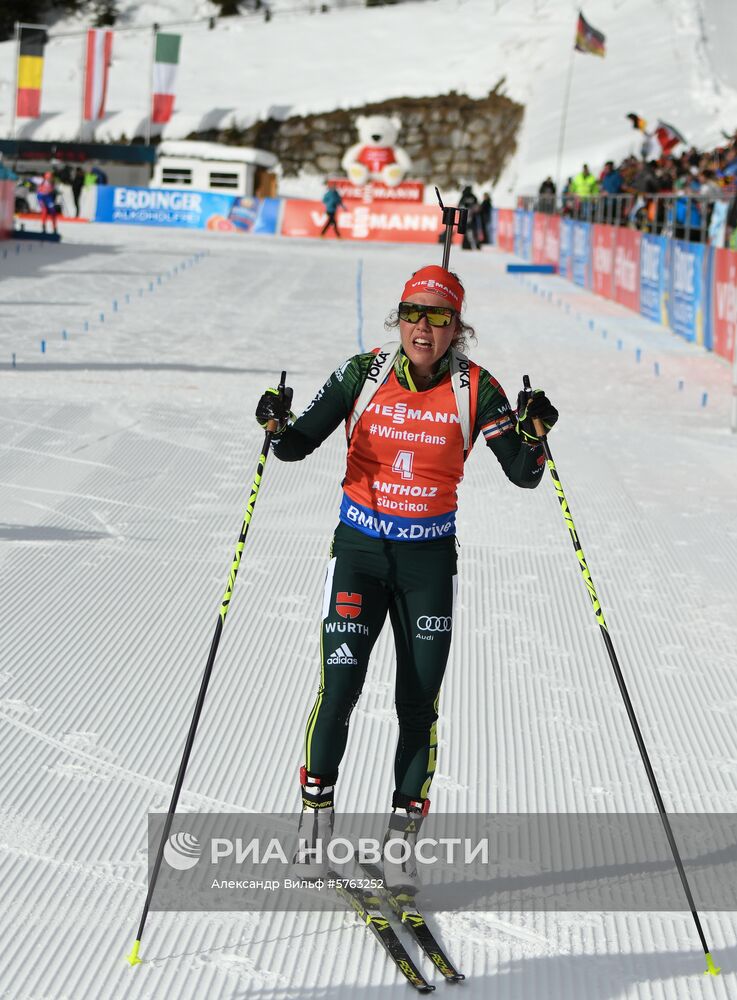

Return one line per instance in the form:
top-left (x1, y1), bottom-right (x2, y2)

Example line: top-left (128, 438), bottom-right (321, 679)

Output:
top-left (401, 265), bottom-right (464, 311)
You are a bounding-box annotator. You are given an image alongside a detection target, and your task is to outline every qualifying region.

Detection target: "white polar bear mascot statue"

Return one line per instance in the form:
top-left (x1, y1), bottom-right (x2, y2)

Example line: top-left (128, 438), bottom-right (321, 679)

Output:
top-left (341, 114), bottom-right (412, 187)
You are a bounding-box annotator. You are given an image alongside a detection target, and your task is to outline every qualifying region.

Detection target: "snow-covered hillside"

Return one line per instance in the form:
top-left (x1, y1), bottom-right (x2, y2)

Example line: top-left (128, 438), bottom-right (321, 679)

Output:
top-left (0, 0), bottom-right (736, 201)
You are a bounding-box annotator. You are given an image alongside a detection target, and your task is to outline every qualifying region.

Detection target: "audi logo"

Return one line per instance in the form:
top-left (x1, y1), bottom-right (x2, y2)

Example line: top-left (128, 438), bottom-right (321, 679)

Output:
top-left (416, 616), bottom-right (452, 632)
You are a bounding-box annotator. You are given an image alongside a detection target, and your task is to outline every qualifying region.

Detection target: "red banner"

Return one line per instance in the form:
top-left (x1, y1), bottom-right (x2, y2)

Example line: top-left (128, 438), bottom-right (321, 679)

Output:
top-left (532, 214), bottom-right (560, 267)
top-left (496, 208), bottom-right (515, 251)
top-left (613, 228), bottom-right (641, 311)
top-left (712, 248), bottom-right (737, 362)
top-left (281, 198), bottom-right (451, 243)
top-left (327, 178), bottom-right (425, 203)
top-left (0, 180), bottom-right (13, 240)
top-left (591, 225), bottom-right (615, 298)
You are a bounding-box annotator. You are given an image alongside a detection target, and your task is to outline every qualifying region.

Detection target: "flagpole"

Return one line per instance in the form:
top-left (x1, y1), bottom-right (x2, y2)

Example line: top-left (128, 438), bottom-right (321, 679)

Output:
top-left (79, 30), bottom-right (86, 142)
top-left (10, 22), bottom-right (20, 140)
top-left (555, 41), bottom-right (576, 201)
top-left (145, 24), bottom-right (156, 145)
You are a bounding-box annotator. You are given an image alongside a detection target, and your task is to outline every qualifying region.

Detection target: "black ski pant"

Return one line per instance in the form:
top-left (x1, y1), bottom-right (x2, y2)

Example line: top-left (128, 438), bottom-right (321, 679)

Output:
top-left (320, 211), bottom-right (341, 236)
top-left (303, 522), bottom-right (457, 804)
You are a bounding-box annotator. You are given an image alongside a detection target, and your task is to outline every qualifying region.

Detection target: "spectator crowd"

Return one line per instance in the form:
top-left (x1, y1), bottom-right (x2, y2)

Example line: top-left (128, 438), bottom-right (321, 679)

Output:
top-left (534, 129), bottom-right (737, 248)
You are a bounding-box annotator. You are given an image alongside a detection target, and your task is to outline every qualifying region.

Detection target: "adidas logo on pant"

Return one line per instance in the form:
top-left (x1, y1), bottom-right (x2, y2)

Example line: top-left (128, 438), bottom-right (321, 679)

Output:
top-left (327, 643), bottom-right (358, 665)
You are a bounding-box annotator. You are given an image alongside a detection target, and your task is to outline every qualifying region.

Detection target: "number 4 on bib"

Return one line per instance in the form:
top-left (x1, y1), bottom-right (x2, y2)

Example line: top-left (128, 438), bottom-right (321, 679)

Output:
top-left (392, 450), bottom-right (415, 481)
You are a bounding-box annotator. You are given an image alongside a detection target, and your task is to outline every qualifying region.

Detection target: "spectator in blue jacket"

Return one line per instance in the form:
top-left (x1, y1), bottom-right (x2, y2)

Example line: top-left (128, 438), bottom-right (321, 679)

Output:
top-left (673, 176), bottom-right (703, 242)
top-left (321, 182), bottom-right (345, 238)
top-left (599, 160), bottom-right (624, 224)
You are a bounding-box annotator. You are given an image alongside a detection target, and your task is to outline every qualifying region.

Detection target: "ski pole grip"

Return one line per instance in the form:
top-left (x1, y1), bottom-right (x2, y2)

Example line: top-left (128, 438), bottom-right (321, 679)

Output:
top-left (522, 374), bottom-right (546, 439)
top-left (266, 371), bottom-right (288, 434)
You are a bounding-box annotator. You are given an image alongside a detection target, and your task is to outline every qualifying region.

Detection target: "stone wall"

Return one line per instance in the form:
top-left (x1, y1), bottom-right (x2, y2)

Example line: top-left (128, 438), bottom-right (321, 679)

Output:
top-left (192, 80), bottom-right (523, 189)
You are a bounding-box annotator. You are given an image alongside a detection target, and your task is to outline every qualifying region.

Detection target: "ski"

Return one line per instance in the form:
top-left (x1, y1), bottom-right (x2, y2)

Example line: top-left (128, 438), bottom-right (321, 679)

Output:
top-left (328, 870), bottom-right (436, 993)
top-left (361, 863), bottom-right (465, 983)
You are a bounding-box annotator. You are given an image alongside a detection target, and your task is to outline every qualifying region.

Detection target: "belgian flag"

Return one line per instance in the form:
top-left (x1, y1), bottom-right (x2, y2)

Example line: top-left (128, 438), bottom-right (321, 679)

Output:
top-left (16, 26), bottom-right (48, 118)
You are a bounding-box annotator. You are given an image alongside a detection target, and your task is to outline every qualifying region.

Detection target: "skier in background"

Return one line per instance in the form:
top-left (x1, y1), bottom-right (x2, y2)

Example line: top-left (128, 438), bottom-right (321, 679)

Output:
top-left (321, 181), bottom-right (345, 238)
top-left (255, 264), bottom-right (558, 889)
top-left (36, 171), bottom-right (58, 235)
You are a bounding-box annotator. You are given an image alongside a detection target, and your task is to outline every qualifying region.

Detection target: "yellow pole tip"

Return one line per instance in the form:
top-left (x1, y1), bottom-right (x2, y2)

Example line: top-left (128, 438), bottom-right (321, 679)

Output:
top-left (704, 953), bottom-right (721, 976)
top-left (127, 940), bottom-right (142, 967)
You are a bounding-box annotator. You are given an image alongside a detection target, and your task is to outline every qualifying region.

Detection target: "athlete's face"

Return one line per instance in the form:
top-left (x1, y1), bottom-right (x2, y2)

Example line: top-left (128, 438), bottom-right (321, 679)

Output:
top-left (399, 292), bottom-right (458, 376)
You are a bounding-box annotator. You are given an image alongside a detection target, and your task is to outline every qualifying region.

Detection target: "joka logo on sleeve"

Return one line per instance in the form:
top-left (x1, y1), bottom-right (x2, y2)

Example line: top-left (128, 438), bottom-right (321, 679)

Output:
top-left (336, 592), bottom-right (362, 619)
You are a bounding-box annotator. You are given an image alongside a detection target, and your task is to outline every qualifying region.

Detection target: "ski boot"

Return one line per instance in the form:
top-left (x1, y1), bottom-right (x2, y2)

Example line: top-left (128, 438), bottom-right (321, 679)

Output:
top-left (292, 766), bottom-right (336, 880)
top-left (381, 792), bottom-right (430, 896)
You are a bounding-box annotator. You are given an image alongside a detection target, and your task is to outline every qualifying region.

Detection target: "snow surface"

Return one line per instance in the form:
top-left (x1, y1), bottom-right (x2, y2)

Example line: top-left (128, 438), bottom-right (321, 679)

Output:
top-left (1, 0), bottom-right (737, 201)
top-left (0, 223), bottom-right (736, 998)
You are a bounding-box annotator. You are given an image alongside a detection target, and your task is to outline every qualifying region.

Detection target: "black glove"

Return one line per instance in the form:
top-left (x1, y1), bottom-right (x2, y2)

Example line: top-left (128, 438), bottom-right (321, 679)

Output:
top-left (516, 388), bottom-right (558, 445)
top-left (255, 386), bottom-right (294, 436)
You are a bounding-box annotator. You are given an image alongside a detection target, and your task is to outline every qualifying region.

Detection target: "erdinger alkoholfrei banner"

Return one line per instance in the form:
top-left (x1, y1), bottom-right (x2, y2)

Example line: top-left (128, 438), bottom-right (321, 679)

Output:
top-left (16, 26), bottom-right (47, 118)
top-left (83, 29), bottom-right (113, 122)
top-left (95, 185), bottom-right (280, 234)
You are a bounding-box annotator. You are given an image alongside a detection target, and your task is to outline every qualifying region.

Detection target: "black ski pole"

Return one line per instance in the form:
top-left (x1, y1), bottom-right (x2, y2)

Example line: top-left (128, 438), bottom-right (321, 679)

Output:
top-left (126, 371), bottom-right (288, 967)
top-left (521, 375), bottom-right (720, 977)
top-left (435, 187), bottom-right (467, 269)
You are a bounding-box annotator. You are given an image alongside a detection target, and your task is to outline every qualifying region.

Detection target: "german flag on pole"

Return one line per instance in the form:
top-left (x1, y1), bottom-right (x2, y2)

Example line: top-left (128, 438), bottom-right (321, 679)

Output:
top-left (16, 26), bottom-right (48, 118)
top-left (574, 10), bottom-right (606, 57)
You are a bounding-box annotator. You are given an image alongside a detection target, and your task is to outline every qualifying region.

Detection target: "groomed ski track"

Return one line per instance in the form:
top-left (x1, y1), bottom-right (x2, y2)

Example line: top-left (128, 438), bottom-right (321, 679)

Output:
top-left (0, 224), bottom-right (736, 999)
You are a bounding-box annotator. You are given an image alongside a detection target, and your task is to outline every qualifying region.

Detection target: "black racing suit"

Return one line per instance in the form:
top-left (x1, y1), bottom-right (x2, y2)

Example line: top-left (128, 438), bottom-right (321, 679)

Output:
top-left (273, 348), bottom-right (544, 808)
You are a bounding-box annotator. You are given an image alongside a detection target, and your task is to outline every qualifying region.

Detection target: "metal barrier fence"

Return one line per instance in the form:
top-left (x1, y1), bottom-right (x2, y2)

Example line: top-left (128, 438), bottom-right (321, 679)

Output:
top-left (518, 192), bottom-right (734, 246)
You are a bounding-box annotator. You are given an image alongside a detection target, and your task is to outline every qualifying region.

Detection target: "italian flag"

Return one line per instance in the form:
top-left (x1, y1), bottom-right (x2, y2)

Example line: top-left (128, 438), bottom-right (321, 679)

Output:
top-left (152, 33), bottom-right (181, 124)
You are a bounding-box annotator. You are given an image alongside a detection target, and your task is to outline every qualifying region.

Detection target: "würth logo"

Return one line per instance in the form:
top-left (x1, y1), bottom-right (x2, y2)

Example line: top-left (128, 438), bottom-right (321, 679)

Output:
top-left (336, 592), bottom-right (362, 619)
top-left (327, 643), bottom-right (358, 665)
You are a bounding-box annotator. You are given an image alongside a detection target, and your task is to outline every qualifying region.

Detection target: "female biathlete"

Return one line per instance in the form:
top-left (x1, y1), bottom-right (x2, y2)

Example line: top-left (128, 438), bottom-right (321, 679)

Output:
top-left (255, 264), bottom-right (558, 885)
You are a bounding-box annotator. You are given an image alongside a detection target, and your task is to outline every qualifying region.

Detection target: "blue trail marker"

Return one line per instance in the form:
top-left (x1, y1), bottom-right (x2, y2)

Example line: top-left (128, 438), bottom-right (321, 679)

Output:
top-left (506, 263), bottom-right (556, 274)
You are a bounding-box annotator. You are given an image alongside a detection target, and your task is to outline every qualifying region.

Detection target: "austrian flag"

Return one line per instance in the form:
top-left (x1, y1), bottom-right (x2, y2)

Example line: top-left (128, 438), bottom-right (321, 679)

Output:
top-left (83, 29), bottom-right (113, 122)
top-left (152, 33), bottom-right (181, 124)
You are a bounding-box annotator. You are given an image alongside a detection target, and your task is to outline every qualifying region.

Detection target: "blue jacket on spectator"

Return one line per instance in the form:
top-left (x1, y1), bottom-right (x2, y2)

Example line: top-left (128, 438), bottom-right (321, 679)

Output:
top-left (322, 188), bottom-right (344, 213)
top-left (674, 194), bottom-right (701, 229)
top-left (600, 169), bottom-right (623, 195)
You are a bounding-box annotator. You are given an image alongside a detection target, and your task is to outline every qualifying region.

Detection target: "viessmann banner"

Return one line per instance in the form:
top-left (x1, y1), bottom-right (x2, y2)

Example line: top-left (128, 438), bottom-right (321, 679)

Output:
top-left (280, 198), bottom-right (454, 243)
top-left (95, 185), bottom-right (280, 233)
